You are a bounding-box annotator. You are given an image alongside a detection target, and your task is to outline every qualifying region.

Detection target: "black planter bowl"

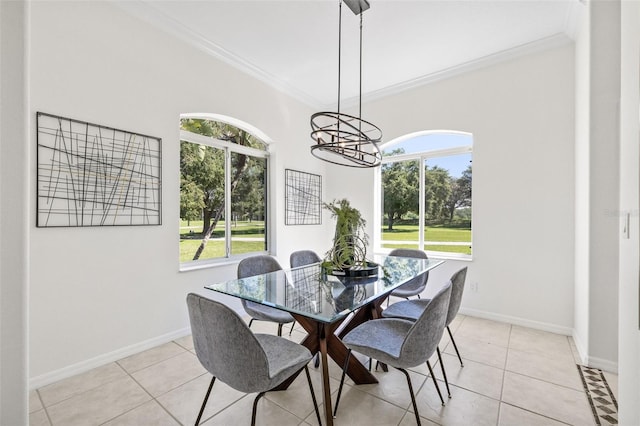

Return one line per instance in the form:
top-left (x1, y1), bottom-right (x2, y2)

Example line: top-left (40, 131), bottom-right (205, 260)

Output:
top-left (330, 261), bottom-right (379, 279)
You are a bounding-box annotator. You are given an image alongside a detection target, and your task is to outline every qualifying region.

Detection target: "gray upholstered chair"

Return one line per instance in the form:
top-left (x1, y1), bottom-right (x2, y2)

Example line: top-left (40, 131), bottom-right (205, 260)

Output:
top-left (388, 248), bottom-right (429, 301)
top-left (382, 266), bottom-right (468, 398)
top-left (334, 282), bottom-right (452, 423)
top-left (290, 249), bottom-right (322, 269)
top-left (290, 249), bottom-right (322, 364)
top-left (186, 293), bottom-right (321, 426)
top-left (237, 255), bottom-right (295, 337)
top-left (384, 266), bottom-right (467, 364)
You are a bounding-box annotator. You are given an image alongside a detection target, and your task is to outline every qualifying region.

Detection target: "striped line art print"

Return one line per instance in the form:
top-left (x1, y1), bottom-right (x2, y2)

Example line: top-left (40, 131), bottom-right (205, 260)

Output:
top-left (36, 112), bottom-right (162, 227)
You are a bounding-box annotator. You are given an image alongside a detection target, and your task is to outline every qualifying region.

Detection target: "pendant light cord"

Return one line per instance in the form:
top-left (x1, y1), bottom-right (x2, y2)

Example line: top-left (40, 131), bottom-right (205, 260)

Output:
top-left (309, 0), bottom-right (382, 168)
top-left (359, 11), bottom-right (363, 133)
top-left (337, 0), bottom-right (342, 117)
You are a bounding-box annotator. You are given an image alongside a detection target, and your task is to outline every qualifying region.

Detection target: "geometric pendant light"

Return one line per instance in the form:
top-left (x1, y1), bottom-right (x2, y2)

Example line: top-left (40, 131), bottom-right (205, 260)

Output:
top-left (310, 0), bottom-right (382, 168)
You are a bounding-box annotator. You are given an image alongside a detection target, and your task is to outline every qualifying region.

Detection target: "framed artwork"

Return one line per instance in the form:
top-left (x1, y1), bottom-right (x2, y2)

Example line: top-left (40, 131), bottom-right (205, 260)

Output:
top-left (285, 169), bottom-right (321, 225)
top-left (36, 112), bottom-right (162, 227)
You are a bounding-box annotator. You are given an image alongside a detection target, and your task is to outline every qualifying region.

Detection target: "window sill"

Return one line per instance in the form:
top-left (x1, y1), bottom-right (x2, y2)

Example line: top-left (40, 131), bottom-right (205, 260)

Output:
top-left (179, 251), bottom-right (269, 272)
top-left (374, 248), bottom-right (473, 262)
top-left (179, 259), bottom-right (239, 272)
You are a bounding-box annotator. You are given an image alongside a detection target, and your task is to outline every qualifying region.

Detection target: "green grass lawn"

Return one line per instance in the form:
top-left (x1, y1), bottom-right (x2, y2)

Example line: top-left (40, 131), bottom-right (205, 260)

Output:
top-left (424, 244), bottom-right (471, 254)
top-left (382, 223), bottom-right (472, 255)
top-left (180, 239), bottom-right (266, 262)
top-left (382, 224), bottom-right (471, 242)
top-left (382, 242), bottom-right (471, 255)
top-left (180, 220), bottom-right (265, 262)
top-left (179, 220), bottom-right (470, 262)
top-left (180, 220), bottom-right (264, 237)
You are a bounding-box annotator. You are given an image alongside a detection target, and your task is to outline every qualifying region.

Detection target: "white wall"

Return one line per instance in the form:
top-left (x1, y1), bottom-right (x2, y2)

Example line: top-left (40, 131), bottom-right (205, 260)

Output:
top-left (573, 0), bottom-right (621, 371)
top-left (573, 0), bottom-right (591, 364)
top-left (0, 0), bottom-right (29, 422)
top-left (28, 1), bottom-right (330, 384)
top-left (618, 0), bottom-right (640, 422)
top-left (327, 44), bottom-right (577, 333)
top-left (588, 0), bottom-right (620, 371)
top-left (26, 0), bottom-right (626, 389)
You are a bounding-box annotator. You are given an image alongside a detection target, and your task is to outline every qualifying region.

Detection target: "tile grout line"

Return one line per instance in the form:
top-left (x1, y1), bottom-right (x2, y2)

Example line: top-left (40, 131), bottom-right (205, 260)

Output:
top-left (495, 322), bottom-right (513, 425)
top-left (101, 353), bottom-right (189, 426)
top-left (35, 389), bottom-right (54, 426)
top-left (503, 369), bottom-right (591, 394)
top-left (499, 402), bottom-right (575, 426)
top-left (104, 340), bottom-right (209, 425)
top-left (115, 342), bottom-right (189, 375)
top-left (261, 374), bottom-right (323, 425)
top-left (36, 362), bottom-right (133, 421)
top-left (149, 371), bottom-right (212, 426)
top-left (31, 321), bottom-right (616, 426)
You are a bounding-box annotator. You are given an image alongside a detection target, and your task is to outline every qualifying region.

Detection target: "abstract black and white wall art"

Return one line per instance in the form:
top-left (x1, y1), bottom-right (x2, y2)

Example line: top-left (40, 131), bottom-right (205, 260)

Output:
top-left (285, 169), bottom-right (321, 225)
top-left (36, 112), bottom-right (162, 227)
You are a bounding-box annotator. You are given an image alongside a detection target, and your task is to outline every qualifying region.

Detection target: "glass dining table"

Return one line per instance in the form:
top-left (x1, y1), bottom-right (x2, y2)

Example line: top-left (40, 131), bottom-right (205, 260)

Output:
top-left (205, 254), bottom-right (444, 426)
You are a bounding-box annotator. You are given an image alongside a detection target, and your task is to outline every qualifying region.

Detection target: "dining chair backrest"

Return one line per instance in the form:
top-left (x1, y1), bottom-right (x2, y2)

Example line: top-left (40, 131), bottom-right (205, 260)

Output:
top-left (389, 248), bottom-right (429, 294)
top-left (236, 255), bottom-right (294, 332)
top-left (186, 293), bottom-right (270, 393)
top-left (290, 250), bottom-right (322, 269)
top-left (399, 281), bottom-right (451, 367)
top-left (238, 255), bottom-right (283, 278)
top-left (238, 255), bottom-right (282, 311)
top-left (446, 267), bottom-right (468, 326)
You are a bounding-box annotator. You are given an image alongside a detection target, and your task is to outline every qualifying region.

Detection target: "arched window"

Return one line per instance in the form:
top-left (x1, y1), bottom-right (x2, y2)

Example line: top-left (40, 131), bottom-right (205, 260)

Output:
top-left (179, 114), bottom-right (270, 267)
top-left (376, 131), bottom-right (472, 258)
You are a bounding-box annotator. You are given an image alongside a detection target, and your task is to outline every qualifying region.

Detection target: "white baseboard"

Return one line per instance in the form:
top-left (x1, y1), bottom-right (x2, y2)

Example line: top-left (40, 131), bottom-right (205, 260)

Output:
top-left (571, 330), bottom-right (588, 365)
top-left (460, 308), bottom-right (619, 373)
top-left (30, 307), bottom-right (621, 389)
top-left (459, 307), bottom-right (574, 335)
top-left (29, 327), bottom-right (191, 390)
top-left (586, 356), bottom-right (619, 374)
top-left (571, 331), bottom-right (619, 373)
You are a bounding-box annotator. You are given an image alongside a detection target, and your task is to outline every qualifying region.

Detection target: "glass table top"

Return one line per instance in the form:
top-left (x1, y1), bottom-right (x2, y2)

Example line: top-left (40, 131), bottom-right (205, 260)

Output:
top-left (205, 254), bottom-right (444, 324)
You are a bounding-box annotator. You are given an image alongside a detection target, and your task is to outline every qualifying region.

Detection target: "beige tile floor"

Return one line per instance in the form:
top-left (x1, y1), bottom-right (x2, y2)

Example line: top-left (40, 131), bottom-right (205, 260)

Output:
top-left (29, 312), bottom-right (615, 426)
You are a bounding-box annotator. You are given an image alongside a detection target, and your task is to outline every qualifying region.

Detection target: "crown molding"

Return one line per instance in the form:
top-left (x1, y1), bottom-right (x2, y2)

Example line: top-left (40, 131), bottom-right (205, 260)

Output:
top-left (114, 0), bottom-right (322, 109)
top-left (563, 0), bottom-right (584, 40)
top-left (337, 32), bottom-right (574, 110)
top-left (116, 1), bottom-right (574, 112)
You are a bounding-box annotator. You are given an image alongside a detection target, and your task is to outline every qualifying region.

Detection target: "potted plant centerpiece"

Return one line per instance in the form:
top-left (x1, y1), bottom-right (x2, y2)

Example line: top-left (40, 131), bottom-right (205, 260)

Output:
top-left (323, 199), bottom-right (378, 277)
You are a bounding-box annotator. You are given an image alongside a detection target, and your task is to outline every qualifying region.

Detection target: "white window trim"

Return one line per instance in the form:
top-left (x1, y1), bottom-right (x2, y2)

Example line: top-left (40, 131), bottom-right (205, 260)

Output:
top-left (178, 128), bottom-right (270, 270)
top-left (179, 130), bottom-right (269, 158)
top-left (375, 137), bottom-right (473, 259)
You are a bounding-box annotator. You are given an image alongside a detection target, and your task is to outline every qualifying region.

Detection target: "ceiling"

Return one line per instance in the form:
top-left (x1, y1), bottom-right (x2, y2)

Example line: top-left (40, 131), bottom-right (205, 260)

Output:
top-left (118, 0), bottom-right (581, 109)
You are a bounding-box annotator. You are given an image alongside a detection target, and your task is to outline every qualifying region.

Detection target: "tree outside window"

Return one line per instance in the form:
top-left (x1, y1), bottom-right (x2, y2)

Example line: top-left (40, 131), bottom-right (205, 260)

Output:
top-left (179, 118), bottom-right (268, 264)
top-left (379, 132), bottom-right (472, 257)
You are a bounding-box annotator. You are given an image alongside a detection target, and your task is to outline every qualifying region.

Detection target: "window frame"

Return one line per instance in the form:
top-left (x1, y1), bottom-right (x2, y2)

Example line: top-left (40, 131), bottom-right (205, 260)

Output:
top-left (374, 133), bottom-right (473, 260)
top-left (179, 128), bottom-right (270, 270)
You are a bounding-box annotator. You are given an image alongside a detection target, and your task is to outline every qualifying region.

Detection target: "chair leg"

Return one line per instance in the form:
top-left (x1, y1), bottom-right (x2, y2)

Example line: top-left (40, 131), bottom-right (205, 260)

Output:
top-left (397, 368), bottom-right (421, 426)
top-left (277, 323), bottom-right (283, 337)
top-left (251, 391), bottom-right (266, 426)
top-left (436, 346), bottom-right (451, 398)
top-left (194, 376), bottom-right (216, 426)
top-left (304, 365), bottom-right (322, 425)
top-left (289, 321), bottom-right (295, 336)
top-left (333, 349), bottom-right (351, 418)
top-left (447, 325), bottom-right (464, 367)
top-left (426, 360), bottom-right (445, 406)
